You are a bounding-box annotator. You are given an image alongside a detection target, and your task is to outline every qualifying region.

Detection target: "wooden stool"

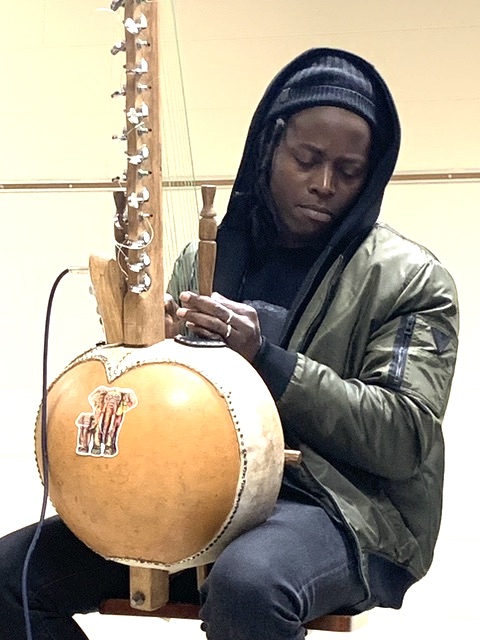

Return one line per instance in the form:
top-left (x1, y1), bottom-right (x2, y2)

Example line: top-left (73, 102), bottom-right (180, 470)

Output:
top-left (99, 598), bottom-right (368, 633)
top-left (100, 565), bottom-right (367, 633)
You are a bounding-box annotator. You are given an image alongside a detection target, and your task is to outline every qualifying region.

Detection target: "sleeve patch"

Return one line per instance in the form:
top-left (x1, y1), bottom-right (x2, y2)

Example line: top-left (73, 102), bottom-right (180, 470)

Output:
top-left (431, 327), bottom-right (451, 355)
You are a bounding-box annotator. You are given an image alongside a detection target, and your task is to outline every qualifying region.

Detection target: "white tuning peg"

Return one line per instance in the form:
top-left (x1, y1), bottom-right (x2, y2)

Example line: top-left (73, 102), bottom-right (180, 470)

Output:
top-left (112, 128), bottom-right (128, 141)
top-left (129, 273), bottom-right (152, 294)
top-left (111, 86), bottom-right (126, 98)
top-left (127, 145), bottom-right (149, 165)
top-left (111, 41), bottom-right (126, 55)
top-left (124, 231), bottom-right (152, 250)
top-left (125, 58), bottom-right (149, 76)
top-left (125, 13), bottom-right (147, 35)
top-left (126, 103), bottom-right (149, 124)
top-left (127, 187), bottom-right (150, 208)
top-left (127, 252), bottom-right (151, 273)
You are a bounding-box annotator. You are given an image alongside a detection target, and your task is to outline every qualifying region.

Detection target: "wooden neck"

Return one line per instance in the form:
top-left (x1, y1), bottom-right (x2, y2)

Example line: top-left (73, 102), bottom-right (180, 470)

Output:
top-left (89, 5), bottom-right (217, 350)
top-left (121, 0), bottom-right (164, 346)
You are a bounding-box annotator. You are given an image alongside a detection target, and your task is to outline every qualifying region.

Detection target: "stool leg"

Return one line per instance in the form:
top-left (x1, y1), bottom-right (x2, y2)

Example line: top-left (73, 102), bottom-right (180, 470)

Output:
top-left (129, 567), bottom-right (169, 611)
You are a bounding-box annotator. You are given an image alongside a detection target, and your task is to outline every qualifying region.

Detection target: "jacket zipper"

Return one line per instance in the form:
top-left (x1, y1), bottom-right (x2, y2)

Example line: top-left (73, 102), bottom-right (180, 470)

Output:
top-left (389, 314), bottom-right (416, 389)
top-left (296, 256), bottom-right (345, 353)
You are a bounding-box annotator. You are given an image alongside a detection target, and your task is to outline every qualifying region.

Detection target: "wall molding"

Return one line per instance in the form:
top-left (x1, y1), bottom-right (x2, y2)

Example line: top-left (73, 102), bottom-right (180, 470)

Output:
top-left (1, 170), bottom-right (479, 193)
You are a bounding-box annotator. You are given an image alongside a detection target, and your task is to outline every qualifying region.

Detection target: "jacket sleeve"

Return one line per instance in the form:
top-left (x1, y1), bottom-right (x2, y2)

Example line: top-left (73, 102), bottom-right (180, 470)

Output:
top-left (254, 257), bottom-right (459, 482)
top-left (166, 241), bottom-right (198, 301)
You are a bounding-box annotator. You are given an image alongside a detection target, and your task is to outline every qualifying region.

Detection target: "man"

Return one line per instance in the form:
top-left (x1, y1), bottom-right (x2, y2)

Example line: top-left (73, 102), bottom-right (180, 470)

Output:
top-left (0, 48), bottom-right (458, 640)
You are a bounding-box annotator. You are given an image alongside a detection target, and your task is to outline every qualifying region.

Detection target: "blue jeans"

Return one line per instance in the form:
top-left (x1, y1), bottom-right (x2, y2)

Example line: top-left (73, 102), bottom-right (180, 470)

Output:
top-left (0, 500), bottom-right (368, 640)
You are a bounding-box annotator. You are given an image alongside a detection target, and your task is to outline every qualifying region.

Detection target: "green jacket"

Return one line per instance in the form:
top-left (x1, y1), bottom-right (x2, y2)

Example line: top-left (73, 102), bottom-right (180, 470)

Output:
top-left (168, 220), bottom-right (458, 593)
top-left (274, 221), bottom-right (458, 582)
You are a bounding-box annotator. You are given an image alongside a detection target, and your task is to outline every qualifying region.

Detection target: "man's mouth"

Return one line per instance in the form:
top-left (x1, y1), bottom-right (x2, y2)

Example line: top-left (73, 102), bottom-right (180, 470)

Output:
top-left (297, 205), bottom-right (333, 221)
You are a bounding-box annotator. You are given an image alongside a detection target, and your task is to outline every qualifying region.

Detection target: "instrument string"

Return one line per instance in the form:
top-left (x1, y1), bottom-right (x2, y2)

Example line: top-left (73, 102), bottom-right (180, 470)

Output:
top-left (159, 0), bottom-right (199, 286)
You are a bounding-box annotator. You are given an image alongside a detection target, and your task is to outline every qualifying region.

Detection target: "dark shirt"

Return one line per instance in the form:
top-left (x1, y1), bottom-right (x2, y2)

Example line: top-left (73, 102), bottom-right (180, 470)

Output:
top-left (241, 245), bottom-right (320, 343)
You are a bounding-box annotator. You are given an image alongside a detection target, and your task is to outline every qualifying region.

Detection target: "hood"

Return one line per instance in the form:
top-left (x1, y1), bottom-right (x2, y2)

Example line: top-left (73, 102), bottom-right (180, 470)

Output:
top-left (213, 47), bottom-right (401, 306)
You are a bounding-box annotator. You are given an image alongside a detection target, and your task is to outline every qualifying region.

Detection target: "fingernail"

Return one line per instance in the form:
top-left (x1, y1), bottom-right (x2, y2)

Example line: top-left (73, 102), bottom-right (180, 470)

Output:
top-left (179, 291), bottom-right (191, 302)
top-left (177, 308), bottom-right (187, 317)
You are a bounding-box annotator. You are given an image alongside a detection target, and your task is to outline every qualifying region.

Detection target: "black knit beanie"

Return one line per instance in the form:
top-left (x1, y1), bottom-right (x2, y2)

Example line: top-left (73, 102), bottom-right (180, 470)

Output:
top-left (268, 54), bottom-right (377, 130)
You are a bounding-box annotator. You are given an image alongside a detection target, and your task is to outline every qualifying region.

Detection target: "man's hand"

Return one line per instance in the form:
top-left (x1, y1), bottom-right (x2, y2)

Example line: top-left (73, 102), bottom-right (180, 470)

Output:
top-left (176, 291), bottom-right (262, 363)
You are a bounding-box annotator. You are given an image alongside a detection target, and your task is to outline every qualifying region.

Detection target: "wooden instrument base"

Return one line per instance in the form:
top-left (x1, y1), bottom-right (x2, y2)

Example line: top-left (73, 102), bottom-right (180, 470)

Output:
top-left (103, 565), bottom-right (368, 632)
top-left (100, 598), bottom-right (368, 632)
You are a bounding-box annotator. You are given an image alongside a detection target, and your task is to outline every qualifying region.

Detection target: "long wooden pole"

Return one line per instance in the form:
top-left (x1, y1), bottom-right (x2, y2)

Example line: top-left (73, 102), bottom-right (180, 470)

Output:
top-left (89, 0), bottom-right (169, 610)
top-left (121, 1), bottom-right (165, 346)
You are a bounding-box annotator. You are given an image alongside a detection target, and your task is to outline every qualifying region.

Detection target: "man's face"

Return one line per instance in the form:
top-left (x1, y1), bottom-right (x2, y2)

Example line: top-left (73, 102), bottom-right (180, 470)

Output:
top-left (269, 106), bottom-right (371, 248)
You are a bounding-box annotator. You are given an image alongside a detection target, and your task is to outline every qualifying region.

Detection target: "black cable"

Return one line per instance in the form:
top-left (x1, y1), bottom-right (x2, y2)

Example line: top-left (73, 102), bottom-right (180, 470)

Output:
top-left (21, 268), bottom-right (70, 640)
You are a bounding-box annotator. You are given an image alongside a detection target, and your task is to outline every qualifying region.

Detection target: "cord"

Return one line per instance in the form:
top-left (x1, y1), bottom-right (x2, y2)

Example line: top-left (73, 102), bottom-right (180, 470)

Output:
top-left (20, 268), bottom-right (80, 640)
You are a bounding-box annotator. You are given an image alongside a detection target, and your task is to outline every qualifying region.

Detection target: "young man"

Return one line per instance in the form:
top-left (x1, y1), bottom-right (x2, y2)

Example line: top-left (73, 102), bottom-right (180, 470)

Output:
top-left (0, 48), bottom-right (458, 640)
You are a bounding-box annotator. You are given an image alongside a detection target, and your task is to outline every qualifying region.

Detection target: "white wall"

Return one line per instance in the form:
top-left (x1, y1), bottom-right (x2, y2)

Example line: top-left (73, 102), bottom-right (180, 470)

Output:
top-left (1, 1), bottom-right (479, 638)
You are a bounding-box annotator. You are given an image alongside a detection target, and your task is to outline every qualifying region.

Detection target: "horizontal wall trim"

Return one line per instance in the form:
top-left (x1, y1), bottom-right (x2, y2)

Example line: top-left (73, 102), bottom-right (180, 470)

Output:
top-left (1, 170), bottom-right (479, 193)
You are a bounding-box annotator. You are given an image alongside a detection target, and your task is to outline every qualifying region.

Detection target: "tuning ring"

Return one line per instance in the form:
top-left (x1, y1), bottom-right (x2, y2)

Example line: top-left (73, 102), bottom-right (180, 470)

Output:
top-left (225, 309), bottom-right (234, 325)
top-left (225, 324), bottom-right (232, 339)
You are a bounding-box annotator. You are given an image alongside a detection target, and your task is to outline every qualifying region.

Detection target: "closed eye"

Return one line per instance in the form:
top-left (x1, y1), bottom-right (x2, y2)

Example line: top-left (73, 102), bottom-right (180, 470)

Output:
top-left (339, 164), bottom-right (366, 179)
top-left (291, 150), bottom-right (316, 169)
top-left (295, 157), bottom-right (315, 170)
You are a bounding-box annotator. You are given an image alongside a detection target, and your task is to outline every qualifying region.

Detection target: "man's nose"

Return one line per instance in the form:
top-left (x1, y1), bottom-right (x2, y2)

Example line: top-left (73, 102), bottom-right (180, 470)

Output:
top-left (309, 164), bottom-right (335, 195)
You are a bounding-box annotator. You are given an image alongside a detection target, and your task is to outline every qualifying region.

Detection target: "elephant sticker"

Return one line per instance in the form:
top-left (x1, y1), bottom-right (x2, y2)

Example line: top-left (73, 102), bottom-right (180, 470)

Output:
top-left (75, 385), bottom-right (137, 457)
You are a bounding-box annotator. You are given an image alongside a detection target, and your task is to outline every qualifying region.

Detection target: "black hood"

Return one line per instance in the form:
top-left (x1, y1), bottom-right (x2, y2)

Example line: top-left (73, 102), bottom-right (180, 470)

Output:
top-left (213, 48), bottom-right (401, 308)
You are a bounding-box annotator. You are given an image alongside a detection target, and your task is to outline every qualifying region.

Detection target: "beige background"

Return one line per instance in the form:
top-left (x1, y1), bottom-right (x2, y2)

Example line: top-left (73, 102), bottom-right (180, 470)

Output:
top-left (0, 1), bottom-right (479, 638)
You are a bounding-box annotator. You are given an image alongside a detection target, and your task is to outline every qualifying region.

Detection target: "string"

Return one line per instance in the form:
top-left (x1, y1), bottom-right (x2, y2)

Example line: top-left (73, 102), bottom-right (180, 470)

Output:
top-left (159, 0), bottom-right (199, 284)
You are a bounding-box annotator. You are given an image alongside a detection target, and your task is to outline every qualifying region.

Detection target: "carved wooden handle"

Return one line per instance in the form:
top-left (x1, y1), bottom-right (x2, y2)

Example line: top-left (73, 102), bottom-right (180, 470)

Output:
top-left (198, 184), bottom-right (217, 296)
